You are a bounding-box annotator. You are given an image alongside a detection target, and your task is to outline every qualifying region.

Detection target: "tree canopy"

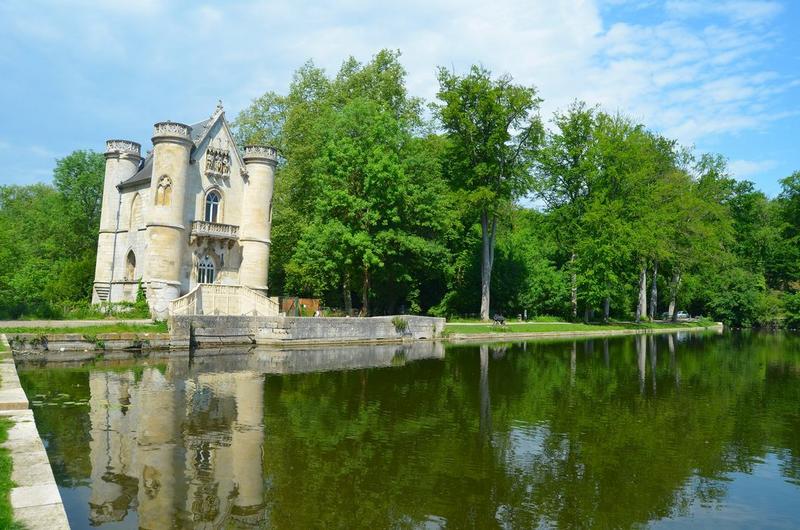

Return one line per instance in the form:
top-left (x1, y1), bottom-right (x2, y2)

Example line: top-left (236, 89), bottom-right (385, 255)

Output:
top-left (1, 49), bottom-right (798, 327)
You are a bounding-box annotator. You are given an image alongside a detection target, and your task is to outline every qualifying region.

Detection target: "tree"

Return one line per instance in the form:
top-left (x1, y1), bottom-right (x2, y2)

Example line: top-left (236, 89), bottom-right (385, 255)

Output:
top-left (535, 102), bottom-right (599, 320)
top-left (0, 150), bottom-right (104, 317)
top-left (239, 50), bottom-right (455, 314)
top-left (436, 65), bottom-right (543, 320)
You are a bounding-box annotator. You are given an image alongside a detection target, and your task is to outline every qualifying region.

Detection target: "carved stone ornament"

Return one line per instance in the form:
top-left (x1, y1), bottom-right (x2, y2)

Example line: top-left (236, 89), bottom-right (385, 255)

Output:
top-left (243, 145), bottom-right (278, 162)
top-left (105, 140), bottom-right (141, 156)
top-left (205, 146), bottom-right (231, 179)
top-left (153, 121), bottom-right (191, 138)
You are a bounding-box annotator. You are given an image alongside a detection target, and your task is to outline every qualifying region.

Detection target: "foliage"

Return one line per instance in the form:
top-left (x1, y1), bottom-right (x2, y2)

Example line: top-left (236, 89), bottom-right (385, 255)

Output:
top-left (0, 322), bottom-right (167, 335)
top-left (0, 150), bottom-right (105, 318)
top-left (391, 316), bottom-right (408, 333)
top-left (435, 65), bottom-right (543, 320)
top-left (0, 418), bottom-right (24, 530)
top-left (1, 51), bottom-right (797, 328)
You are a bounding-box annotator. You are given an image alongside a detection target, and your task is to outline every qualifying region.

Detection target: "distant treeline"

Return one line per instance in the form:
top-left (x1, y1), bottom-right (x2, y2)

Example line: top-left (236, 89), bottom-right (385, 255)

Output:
top-left (1, 49), bottom-right (798, 326)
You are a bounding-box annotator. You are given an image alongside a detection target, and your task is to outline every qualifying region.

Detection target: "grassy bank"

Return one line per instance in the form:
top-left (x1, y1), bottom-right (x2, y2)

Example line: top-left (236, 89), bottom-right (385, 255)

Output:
top-left (0, 321), bottom-right (167, 335)
top-left (0, 417), bottom-right (21, 529)
top-left (444, 319), bottom-right (716, 335)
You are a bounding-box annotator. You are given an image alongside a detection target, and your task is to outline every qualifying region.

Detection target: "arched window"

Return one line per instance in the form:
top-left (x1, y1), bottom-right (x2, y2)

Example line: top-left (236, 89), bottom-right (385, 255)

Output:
top-left (198, 255), bottom-right (215, 284)
top-left (204, 191), bottom-right (221, 223)
top-left (125, 251), bottom-right (136, 280)
top-left (129, 193), bottom-right (142, 232)
top-left (155, 176), bottom-right (172, 206)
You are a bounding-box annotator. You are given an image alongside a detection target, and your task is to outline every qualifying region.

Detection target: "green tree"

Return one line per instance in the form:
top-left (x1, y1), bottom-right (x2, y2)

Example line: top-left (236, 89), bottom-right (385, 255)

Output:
top-left (436, 65), bottom-right (543, 320)
top-left (535, 102), bottom-right (599, 320)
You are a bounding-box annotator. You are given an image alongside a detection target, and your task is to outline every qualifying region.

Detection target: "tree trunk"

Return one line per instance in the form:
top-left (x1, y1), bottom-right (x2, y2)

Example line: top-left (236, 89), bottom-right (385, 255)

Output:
top-left (361, 266), bottom-right (370, 316)
top-left (637, 334), bottom-right (646, 395)
top-left (584, 306), bottom-right (591, 323)
top-left (635, 262), bottom-right (647, 323)
top-left (479, 345), bottom-right (491, 439)
top-left (668, 271), bottom-right (681, 322)
top-left (648, 261), bottom-right (658, 320)
top-left (570, 341), bottom-right (577, 386)
top-left (479, 211), bottom-right (497, 321)
top-left (603, 296), bottom-right (610, 322)
top-left (342, 272), bottom-right (352, 316)
top-left (570, 252), bottom-right (577, 321)
top-left (649, 334), bottom-right (657, 395)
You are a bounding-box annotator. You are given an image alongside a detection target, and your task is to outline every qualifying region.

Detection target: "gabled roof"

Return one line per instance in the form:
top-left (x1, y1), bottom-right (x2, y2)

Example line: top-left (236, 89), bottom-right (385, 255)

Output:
top-left (118, 108), bottom-right (229, 189)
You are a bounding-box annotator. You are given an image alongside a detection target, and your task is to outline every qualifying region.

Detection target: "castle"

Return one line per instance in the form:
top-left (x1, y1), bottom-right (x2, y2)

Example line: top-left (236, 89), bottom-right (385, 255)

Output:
top-left (92, 103), bottom-right (278, 318)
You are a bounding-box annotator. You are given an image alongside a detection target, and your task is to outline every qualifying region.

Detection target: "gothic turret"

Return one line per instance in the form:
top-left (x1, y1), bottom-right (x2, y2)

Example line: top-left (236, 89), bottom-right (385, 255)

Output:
top-left (239, 145), bottom-right (278, 293)
top-left (145, 121), bottom-right (193, 317)
top-left (92, 140), bottom-right (142, 304)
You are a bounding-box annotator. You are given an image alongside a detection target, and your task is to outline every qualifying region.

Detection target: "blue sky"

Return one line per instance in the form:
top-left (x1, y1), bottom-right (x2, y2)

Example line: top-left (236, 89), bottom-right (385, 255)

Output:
top-left (0, 0), bottom-right (797, 196)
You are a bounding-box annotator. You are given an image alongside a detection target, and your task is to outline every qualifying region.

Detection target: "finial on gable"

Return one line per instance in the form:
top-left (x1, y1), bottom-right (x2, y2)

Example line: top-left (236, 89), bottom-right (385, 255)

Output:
top-left (216, 99), bottom-right (224, 114)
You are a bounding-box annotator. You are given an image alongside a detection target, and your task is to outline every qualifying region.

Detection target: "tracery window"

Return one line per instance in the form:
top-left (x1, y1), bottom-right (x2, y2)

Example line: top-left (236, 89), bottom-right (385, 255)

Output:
top-left (198, 255), bottom-right (215, 284)
top-left (204, 191), bottom-right (221, 223)
top-left (155, 176), bottom-right (172, 206)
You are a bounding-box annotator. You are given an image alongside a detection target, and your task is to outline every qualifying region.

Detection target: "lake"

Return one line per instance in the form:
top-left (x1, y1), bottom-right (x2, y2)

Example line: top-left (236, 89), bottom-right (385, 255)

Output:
top-left (18, 331), bottom-right (800, 529)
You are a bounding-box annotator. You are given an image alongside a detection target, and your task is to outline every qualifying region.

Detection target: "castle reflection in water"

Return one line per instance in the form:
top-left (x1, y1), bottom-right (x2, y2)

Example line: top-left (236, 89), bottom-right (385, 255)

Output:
top-left (84, 342), bottom-right (444, 528)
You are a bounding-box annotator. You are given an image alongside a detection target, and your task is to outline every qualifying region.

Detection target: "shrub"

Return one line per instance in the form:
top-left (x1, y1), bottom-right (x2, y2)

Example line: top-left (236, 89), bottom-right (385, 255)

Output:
top-left (392, 316), bottom-right (409, 334)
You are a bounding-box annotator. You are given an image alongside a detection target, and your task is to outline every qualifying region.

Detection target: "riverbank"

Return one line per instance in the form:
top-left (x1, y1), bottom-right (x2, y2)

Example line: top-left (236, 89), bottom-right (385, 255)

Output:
top-left (1, 317), bottom-right (725, 362)
top-left (445, 321), bottom-right (723, 343)
top-left (0, 333), bottom-right (69, 529)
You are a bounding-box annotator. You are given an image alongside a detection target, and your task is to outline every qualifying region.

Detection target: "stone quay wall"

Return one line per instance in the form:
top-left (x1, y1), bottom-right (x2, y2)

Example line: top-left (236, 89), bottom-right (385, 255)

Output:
top-left (170, 315), bottom-right (446, 348)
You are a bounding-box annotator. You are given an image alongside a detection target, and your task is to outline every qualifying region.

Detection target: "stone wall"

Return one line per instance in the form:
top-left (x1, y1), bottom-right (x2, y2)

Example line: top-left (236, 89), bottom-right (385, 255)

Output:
top-left (171, 315), bottom-right (446, 347)
top-left (9, 332), bottom-right (172, 362)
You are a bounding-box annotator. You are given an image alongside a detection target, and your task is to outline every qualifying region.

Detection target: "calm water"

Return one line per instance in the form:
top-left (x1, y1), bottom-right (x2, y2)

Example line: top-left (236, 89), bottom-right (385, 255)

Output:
top-left (18, 332), bottom-right (800, 529)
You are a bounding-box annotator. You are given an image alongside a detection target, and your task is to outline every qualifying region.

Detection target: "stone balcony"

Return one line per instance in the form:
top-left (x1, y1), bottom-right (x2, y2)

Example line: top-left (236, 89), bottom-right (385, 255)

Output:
top-left (190, 220), bottom-right (239, 242)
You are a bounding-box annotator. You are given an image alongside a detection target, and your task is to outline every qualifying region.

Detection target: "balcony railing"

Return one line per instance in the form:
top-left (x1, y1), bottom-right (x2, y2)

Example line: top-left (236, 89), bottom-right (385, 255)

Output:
top-left (190, 220), bottom-right (239, 241)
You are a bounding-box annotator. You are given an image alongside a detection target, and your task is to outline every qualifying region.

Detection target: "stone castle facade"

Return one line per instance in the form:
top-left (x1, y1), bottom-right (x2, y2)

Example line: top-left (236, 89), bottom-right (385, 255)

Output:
top-left (92, 103), bottom-right (278, 318)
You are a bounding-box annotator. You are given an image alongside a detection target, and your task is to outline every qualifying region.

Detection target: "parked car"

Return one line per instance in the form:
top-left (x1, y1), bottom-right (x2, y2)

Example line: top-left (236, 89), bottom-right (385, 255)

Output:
top-left (661, 310), bottom-right (690, 320)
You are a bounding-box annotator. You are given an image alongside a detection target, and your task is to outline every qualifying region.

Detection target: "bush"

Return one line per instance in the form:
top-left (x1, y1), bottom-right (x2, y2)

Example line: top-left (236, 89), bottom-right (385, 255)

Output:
top-left (784, 292), bottom-right (800, 330)
top-left (392, 316), bottom-right (409, 334)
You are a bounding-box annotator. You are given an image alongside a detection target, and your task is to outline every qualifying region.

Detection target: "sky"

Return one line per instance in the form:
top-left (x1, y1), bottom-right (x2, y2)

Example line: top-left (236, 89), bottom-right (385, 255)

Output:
top-left (0, 0), bottom-right (797, 196)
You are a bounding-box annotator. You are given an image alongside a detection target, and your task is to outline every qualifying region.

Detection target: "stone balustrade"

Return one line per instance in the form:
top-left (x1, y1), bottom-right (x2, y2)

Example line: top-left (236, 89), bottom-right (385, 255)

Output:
top-left (190, 220), bottom-right (239, 241)
top-left (152, 121), bottom-right (191, 140)
top-left (105, 140), bottom-right (141, 156)
top-left (170, 284), bottom-right (280, 317)
top-left (243, 145), bottom-right (278, 163)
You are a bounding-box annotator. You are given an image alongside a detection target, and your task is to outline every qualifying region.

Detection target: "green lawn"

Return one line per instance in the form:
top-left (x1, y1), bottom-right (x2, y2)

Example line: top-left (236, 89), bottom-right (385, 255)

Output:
top-left (0, 322), bottom-right (168, 335)
top-left (444, 320), bottom-right (715, 334)
top-left (0, 417), bottom-right (22, 529)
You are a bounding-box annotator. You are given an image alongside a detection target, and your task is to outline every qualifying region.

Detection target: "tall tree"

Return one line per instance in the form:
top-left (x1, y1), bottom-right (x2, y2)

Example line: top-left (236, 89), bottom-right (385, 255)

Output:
top-left (436, 65), bottom-right (543, 320)
top-left (536, 102), bottom-right (599, 320)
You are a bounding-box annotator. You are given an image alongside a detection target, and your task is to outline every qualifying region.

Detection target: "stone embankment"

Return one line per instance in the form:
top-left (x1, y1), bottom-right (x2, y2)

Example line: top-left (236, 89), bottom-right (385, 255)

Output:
top-left (0, 333), bottom-right (69, 529)
top-left (170, 315), bottom-right (446, 348)
top-left (446, 322), bottom-right (724, 343)
top-left (10, 331), bottom-right (171, 362)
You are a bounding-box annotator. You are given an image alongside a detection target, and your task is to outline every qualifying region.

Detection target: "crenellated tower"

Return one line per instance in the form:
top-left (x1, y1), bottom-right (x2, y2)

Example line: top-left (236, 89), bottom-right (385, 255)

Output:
top-left (92, 140), bottom-right (142, 304)
top-left (239, 145), bottom-right (278, 294)
top-left (145, 122), bottom-right (193, 317)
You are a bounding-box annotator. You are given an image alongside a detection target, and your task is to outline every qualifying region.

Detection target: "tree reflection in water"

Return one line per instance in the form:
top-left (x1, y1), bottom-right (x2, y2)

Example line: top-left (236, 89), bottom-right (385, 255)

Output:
top-left (18, 332), bottom-right (800, 529)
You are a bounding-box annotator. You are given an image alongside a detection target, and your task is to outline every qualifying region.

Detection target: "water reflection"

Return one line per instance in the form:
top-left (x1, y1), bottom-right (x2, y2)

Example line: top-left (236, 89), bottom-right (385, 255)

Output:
top-left (18, 332), bottom-right (800, 529)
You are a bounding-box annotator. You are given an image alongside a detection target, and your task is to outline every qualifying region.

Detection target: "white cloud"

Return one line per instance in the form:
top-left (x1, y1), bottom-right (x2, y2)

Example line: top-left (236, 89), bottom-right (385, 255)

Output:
top-left (729, 158), bottom-right (778, 179)
top-left (0, 0), bottom-right (796, 172)
top-left (666, 1), bottom-right (783, 23)
top-left (28, 145), bottom-right (58, 158)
